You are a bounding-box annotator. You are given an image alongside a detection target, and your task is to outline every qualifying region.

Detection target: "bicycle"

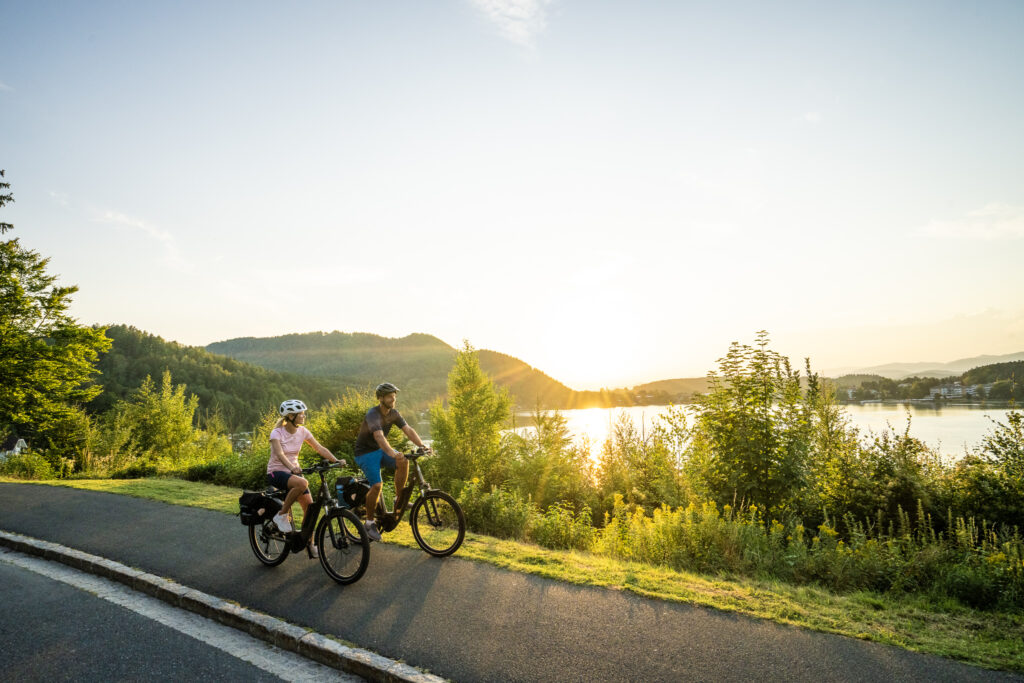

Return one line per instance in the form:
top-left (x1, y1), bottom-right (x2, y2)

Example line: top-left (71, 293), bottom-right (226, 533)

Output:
top-left (341, 447), bottom-right (466, 557)
top-left (245, 461), bottom-right (370, 584)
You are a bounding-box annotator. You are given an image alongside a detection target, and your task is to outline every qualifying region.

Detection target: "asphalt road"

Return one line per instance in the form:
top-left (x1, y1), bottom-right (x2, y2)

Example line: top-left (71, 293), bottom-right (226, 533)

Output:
top-left (0, 558), bottom-right (286, 681)
top-left (0, 483), bottom-right (1018, 682)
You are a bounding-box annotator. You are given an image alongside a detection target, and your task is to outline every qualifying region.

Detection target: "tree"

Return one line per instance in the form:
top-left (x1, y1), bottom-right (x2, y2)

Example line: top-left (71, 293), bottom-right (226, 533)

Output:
top-left (429, 341), bottom-right (512, 492)
top-left (597, 412), bottom-right (687, 514)
top-left (0, 169), bottom-right (111, 455)
top-left (683, 332), bottom-right (813, 512)
top-left (504, 407), bottom-right (597, 511)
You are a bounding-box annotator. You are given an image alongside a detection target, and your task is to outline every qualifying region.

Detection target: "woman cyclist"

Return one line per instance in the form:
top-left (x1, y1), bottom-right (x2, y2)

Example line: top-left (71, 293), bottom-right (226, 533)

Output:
top-left (267, 400), bottom-right (343, 555)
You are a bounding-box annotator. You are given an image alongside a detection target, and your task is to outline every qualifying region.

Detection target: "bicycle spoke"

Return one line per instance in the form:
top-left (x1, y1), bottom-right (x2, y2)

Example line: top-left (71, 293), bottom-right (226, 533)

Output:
top-left (316, 510), bottom-right (370, 584)
top-left (411, 491), bottom-right (465, 557)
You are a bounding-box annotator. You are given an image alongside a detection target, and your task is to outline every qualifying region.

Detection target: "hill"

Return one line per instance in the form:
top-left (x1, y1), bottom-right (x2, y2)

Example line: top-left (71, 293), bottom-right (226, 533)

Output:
top-left (90, 325), bottom-right (340, 430)
top-left (961, 360), bottom-right (1024, 385)
top-left (835, 351), bottom-right (1024, 380)
top-left (630, 377), bottom-right (709, 401)
top-left (205, 331), bottom-right (704, 410)
top-left (829, 374), bottom-right (889, 390)
top-left (206, 331), bottom-right (578, 409)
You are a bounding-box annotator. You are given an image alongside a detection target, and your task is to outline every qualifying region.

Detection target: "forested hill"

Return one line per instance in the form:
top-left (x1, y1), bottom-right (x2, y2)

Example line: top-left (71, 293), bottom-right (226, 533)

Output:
top-left (831, 359), bottom-right (1024, 402)
top-left (205, 331), bottom-right (710, 410)
top-left (962, 360), bottom-right (1024, 385)
top-left (90, 325), bottom-right (341, 429)
top-left (205, 331), bottom-right (578, 409)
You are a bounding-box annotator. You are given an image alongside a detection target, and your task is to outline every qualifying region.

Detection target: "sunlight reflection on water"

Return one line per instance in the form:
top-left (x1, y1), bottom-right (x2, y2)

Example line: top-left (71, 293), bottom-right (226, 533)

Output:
top-left (514, 404), bottom-right (1017, 460)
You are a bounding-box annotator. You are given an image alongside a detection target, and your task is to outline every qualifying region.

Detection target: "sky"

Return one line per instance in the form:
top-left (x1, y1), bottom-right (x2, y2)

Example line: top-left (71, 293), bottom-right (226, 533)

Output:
top-left (2, 0), bottom-right (1023, 390)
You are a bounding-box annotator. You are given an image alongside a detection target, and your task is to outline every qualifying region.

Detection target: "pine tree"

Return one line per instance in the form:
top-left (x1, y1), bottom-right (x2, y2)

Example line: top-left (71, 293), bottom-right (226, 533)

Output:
top-left (429, 341), bottom-right (513, 491)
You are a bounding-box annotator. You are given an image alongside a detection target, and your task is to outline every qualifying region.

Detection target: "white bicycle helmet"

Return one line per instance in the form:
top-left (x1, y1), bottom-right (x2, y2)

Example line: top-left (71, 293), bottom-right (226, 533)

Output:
top-left (279, 399), bottom-right (308, 417)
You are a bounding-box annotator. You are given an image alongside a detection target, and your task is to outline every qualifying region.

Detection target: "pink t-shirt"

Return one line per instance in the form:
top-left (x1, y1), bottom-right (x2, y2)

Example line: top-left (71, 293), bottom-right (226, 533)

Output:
top-left (267, 426), bottom-right (316, 474)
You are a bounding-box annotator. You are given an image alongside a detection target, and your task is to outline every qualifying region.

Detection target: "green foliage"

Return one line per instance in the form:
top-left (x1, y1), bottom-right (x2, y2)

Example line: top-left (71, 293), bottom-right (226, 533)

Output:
top-left (597, 412), bottom-right (689, 515)
top-left (0, 170), bottom-right (13, 234)
top-left (121, 371), bottom-right (199, 457)
top-left (457, 479), bottom-right (536, 540)
top-left (181, 450), bottom-right (269, 490)
top-left (74, 371), bottom-right (231, 478)
top-left (0, 172), bottom-right (111, 454)
top-left (503, 409), bottom-right (597, 512)
top-left (943, 411), bottom-right (1024, 530)
top-left (528, 502), bottom-right (596, 551)
top-left (0, 450), bottom-right (56, 479)
top-left (592, 495), bottom-right (1023, 609)
top-left (862, 421), bottom-right (942, 520)
top-left (90, 325), bottom-right (338, 430)
top-left (983, 411), bottom-right (1024, 485)
top-left (683, 332), bottom-right (813, 511)
top-left (304, 390), bottom-right (393, 459)
top-left (429, 342), bottom-right (513, 491)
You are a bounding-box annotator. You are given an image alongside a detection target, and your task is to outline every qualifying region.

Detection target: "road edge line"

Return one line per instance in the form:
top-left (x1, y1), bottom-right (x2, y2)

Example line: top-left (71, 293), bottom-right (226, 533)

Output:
top-left (0, 529), bottom-right (443, 683)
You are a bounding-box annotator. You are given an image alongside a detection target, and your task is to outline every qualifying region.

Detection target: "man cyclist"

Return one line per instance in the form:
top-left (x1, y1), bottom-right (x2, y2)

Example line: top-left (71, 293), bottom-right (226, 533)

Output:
top-left (354, 382), bottom-right (430, 541)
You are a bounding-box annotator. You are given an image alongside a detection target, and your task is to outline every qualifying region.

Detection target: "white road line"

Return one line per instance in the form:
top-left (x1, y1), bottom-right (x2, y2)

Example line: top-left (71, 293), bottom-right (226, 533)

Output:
top-left (0, 548), bottom-right (362, 683)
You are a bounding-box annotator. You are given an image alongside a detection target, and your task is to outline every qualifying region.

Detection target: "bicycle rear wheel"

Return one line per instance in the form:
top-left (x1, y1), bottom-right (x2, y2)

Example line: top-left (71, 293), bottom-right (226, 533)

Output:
top-left (249, 519), bottom-right (289, 566)
top-left (316, 508), bottom-right (370, 584)
top-left (410, 490), bottom-right (465, 557)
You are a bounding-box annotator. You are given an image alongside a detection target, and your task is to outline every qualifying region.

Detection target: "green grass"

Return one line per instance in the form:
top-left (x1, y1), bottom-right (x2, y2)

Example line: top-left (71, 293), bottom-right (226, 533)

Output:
top-left (4, 476), bottom-right (1023, 672)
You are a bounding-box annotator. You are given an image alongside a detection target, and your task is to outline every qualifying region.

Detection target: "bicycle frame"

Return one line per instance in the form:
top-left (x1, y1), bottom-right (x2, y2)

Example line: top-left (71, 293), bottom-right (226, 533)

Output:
top-left (375, 451), bottom-right (432, 532)
top-left (268, 465), bottom-right (344, 551)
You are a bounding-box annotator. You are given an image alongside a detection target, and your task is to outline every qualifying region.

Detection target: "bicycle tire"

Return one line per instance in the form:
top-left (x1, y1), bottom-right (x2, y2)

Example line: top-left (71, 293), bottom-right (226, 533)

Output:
top-left (410, 490), bottom-right (465, 557)
top-left (248, 519), bottom-right (290, 566)
top-left (315, 508), bottom-right (370, 584)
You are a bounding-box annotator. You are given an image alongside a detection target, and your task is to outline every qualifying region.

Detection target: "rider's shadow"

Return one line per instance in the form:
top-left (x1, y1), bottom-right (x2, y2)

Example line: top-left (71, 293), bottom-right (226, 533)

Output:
top-left (304, 547), bottom-right (444, 642)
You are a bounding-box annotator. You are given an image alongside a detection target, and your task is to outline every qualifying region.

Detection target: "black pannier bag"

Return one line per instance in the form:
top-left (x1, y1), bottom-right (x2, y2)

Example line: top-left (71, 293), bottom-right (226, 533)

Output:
top-left (336, 476), bottom-right (371, 509)
top-left (238, 491), bottom-right (282, 526)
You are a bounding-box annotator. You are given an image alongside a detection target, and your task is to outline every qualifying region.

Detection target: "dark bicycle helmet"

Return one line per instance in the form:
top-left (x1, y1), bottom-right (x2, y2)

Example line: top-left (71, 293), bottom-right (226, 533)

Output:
top-left (375, 382), bottom-right (400, 399)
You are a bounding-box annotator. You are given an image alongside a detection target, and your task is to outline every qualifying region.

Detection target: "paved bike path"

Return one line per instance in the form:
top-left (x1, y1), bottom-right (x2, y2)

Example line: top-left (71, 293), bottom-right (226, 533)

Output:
top-left (0, 483), bottom-right (1017, 682)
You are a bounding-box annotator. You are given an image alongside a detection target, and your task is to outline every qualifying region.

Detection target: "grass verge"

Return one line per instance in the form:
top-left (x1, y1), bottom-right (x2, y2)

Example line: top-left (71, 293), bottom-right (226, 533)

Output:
top-left (4, 476), bottom-right (1022, 672)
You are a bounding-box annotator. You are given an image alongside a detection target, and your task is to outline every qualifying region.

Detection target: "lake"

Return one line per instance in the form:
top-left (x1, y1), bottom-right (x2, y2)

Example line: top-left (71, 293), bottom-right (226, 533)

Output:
top-left (514, 403), bottom-right (1018, 459)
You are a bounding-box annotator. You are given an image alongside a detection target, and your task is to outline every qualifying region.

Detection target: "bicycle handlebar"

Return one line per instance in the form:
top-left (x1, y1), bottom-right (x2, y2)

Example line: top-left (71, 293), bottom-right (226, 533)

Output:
top-left (300, 448), bottom-right (431, 475)
top-left (402, 446), bottom-right (432, 459)
top-left (300, 461), bottom-right (348, 475)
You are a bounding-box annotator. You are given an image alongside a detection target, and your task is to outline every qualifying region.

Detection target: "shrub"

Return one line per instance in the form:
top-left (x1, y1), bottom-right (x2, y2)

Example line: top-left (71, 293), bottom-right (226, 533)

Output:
top-left (0, 450), bottom-right (56, 479)
top-left (529, 502), bottom-right (596, 551)
top-left (458, 479), bottom-right (536, 540)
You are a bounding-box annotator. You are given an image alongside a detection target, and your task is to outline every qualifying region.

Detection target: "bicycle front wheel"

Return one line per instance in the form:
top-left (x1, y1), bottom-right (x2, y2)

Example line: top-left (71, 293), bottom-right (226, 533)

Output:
top-left (249, 520), bottom-right (289, 566)
top-left (315, 508), bottom-right (370, 584)
top-left (410, 490), bottom-right (465, 557)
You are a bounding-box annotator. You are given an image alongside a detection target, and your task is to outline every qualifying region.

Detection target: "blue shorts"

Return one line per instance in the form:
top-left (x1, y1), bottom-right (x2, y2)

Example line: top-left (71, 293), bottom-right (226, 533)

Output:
top-left (354, 449), bottom-right (396, 486)
top-left (266, 470), bottom-right (310, 496)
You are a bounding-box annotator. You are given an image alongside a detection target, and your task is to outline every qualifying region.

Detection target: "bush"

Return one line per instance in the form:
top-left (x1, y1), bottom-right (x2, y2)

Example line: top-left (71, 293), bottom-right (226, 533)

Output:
top-left (0, 451), bottom-right (56, 479)
top-left (181, 451), bottom-right (269, 490)
top-left (458, 479), bottom-right (536, 540)
top-left (528, 502), bottom-right (596, 551)
top-left (305, 391), bottom-right (378, 459)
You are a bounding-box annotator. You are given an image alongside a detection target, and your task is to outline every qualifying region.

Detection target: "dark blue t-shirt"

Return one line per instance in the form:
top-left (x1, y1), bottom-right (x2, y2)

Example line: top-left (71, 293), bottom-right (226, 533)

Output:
top-left (354, 406), bottom-right (408, 456)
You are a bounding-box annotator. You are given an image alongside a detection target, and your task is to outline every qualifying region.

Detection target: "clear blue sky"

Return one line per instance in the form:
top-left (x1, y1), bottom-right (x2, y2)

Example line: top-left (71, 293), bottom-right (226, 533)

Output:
top-left (2, 0), bottom-right (1023, 388)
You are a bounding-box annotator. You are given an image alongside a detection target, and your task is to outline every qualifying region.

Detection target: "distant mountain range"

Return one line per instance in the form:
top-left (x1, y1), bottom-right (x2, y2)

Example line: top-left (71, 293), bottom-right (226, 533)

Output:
top-left (92, 326), bottom-right (1019, 429)
top-left (829, 351), bottom-right (1024, 380)
top-left (205, 331), bottom-right (708, 410)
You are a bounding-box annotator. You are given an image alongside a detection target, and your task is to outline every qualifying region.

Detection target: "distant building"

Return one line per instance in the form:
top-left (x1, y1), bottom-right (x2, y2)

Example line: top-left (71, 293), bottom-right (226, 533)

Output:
top-left (930, 382), bottom-right (964, 398)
